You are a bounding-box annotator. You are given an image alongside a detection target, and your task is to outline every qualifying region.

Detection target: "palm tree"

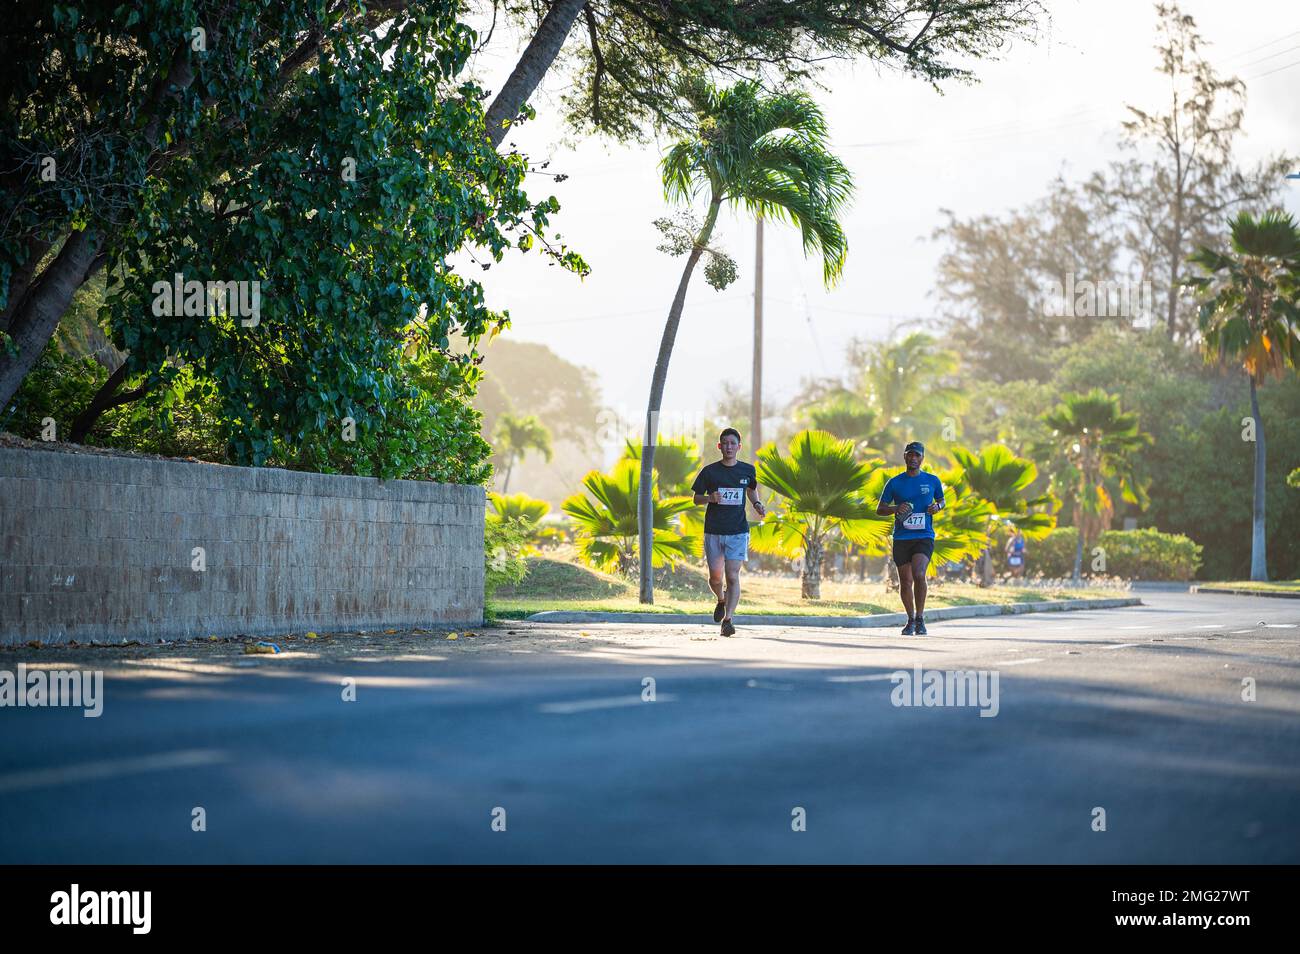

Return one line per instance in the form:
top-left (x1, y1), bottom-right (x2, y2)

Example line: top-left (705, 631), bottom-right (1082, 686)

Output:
top-left (749, 430), bottom-right (891, 599)
top-left (926, 467), bottom-right (1000, 573)
top-left (1038, 390), bottom-right (1151, 582)
top-left (795, 390), bottom-right (880, 455)
top-left (753, 432), bottom-right (994, 597)
top-left (621, 434), bottom-right (700, 497)
top-left (852, 331), bottom-right (966, 454)
top-left (488, 491), bottom-right (551, 552)
top-left (1186, 209), bottom-right (1300, 581)
top-left (564, 459), bottom-right (696, 575)
top-left (950, 444), bottom-right (1057, 586)
top-left (492, 412), bottom-right (552, 494)
top-left (488, 491), bottom-right (550, 524)
top-left (623, 434), bottom-right (708, 553)
top-left (637, 80), bottom-right (854, 604)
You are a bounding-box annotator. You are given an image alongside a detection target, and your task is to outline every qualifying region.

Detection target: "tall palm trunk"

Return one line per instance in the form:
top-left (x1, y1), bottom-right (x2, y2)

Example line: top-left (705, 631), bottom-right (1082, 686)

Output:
top-left (802, 535), bottom-right (824, 599)
top-left (638, 195), bottom-right (721, 603)
top-left (1248, 375), bottom-right (1268, 581)
top-left (483, 0), bottom-right (588, 148)
top-left (1071, 497), bottom-right (1085, 583)
top-left (501, 453), bottom-right (515, 494)
top-left (980, 546), bottom-right (994, 587)
top-left (881, 554), bottom-right (898, 590)
top-left (1072, 452), bottom-right (1099, 584)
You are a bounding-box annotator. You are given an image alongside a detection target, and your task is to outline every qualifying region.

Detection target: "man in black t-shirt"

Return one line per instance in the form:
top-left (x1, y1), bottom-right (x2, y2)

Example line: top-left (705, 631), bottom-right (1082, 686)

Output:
top-left (690, 427), bottom-right (766, 637)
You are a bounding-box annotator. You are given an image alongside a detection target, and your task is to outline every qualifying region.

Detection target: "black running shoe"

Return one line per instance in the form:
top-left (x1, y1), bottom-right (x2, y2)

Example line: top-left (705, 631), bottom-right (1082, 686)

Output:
top-left (721, 619), bottom-right (737, 637)
top-left (901, 618), bottom-right (915, 636)
top-left (914, 618), bottom-right (928, 636)
top-left (713, 600), bottom-right (726, 623)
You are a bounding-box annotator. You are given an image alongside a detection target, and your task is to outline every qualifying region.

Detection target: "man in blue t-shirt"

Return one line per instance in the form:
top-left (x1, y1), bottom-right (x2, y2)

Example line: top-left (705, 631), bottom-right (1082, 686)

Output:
top-left (876, 441), bottom-right (945, 635)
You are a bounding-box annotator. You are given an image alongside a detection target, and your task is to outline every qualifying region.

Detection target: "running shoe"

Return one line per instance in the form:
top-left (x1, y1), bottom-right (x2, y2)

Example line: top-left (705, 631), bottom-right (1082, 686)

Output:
top-left (914, 618), bottom-right (928, 636)
top-left (901, 618), bottom-right (915, 636)
top-left (721, 619), bottom-right (736, 637)
top-left (713, 600), bottom-right (726, 623)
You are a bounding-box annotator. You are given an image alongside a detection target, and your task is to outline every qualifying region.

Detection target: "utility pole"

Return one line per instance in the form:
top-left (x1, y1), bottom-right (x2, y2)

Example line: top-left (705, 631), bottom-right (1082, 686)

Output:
top-left (751, 214), bottom-right (763, 452)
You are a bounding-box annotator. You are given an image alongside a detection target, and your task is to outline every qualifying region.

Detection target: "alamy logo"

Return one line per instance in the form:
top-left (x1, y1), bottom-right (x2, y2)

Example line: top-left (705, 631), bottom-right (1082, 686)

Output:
top-left (0, 665), bottom-right (103, 717)
top-left (151, 272), bottom-right (261, 327)
top-left (50, 884), bottom-right (151, 934)
top-left (890, 665), bottom-right (1000, 718)
top-left (1042, 272), bottom-right (1153, 321)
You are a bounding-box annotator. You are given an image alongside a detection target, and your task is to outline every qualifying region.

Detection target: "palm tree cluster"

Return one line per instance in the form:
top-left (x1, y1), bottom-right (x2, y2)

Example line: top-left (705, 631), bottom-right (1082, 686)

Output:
top-left (486, 85), bottom-right (1299, 596)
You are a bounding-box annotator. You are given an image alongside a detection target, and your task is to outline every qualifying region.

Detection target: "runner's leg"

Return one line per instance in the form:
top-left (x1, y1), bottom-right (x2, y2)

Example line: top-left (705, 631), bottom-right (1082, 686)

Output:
top-left (898, 560), bottom-right (916, 619)
top-left (911, 552), bottom-right (931, 617)
top-left (706, 541), bottom-right (725, 603)
top-left (723, 558), bottom-right (743, 620)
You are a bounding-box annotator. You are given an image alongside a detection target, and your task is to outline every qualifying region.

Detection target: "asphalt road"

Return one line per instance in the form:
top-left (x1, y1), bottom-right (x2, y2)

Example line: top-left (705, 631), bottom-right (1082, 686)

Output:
top-left (1, 591), bottom-right (1297, 863)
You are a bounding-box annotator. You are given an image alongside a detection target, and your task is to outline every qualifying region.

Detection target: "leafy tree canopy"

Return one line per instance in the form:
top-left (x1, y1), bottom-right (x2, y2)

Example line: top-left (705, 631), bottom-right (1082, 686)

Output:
top-left (2, 1), bottom-right (585, 478)
top-left (483, 0), bottom-right (1046, 142)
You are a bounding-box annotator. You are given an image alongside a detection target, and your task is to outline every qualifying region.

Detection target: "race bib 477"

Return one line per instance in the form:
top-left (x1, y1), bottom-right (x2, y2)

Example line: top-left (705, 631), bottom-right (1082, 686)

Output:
top-left (902, 512), bottom-right (926, 530)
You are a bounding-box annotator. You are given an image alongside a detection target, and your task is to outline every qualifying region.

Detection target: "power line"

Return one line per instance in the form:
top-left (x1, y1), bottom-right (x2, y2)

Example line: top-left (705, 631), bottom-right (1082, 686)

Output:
top-left (1221, 27), bottom-right (1300, 61)
top-left (838, 106), bottom-right (1109, 150)
top-left (775, 239), bottom-right (829, 375)
top-left (1232, 42), bottom-right (1300, 70)
top-left (1248, 57), bottom-right (1300, 80)
top-left (524, 294), bottom-right (750, 326)
top-left (847, 113), bottom-right (1120, 151)
top-left (766, 296), bottom-right (943, 324)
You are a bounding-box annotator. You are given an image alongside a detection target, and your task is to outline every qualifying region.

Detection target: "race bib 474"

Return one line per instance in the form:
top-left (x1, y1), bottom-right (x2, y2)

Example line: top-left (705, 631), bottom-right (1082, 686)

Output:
top-left (716, 487), bottom-right (744, 505)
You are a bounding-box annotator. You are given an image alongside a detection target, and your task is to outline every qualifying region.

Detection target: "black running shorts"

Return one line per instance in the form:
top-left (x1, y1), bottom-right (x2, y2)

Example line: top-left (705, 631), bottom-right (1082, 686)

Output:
top-left (892, 537), bottom-right (935, 567)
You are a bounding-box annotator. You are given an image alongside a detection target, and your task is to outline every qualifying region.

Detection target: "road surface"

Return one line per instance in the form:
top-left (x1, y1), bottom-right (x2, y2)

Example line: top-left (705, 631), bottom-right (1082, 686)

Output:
top-left (1, 591), bottom-right (1297, 863)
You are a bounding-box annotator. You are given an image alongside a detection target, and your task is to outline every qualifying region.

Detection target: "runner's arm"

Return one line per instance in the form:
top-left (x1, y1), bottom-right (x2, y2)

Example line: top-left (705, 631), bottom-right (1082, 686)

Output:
top-left (876, 481), bottom-right (905, 517)
top-left (745, 484), bottom-right (766, 517)
top-left (691, 470), bottom-right (716, 506)
top-left (926, 480), bottom-right (946, 514)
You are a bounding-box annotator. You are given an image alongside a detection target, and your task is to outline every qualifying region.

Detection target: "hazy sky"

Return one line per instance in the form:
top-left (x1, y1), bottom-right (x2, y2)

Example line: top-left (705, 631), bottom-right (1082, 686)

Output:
top-left (464, 0), bottom-right (1300, 447)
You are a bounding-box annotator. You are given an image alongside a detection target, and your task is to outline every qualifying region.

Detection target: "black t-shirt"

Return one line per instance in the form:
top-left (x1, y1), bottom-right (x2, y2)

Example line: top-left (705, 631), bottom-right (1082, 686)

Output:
top-left (691, 460), bottom-right (758, 535)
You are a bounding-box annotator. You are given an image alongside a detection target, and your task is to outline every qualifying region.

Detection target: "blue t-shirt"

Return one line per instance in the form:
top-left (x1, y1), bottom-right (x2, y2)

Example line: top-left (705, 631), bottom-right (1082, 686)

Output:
top-left (880, 471), bottom-right (945, 540)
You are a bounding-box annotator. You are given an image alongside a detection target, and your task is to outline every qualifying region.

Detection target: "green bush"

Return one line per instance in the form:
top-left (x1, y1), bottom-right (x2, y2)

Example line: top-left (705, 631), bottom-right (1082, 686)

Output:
top-left (485, 514), bottom-right (531, 597)
top-left (1096, 528), bottom-right (1202, 581)
top-left (1006, 527), bottom-right (1201, 580)
top-left (0, 347), bottom-right (106, 440)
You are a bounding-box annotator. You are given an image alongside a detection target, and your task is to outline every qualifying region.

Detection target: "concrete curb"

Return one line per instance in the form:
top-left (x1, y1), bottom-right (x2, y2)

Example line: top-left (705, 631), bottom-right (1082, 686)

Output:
top-left (527, 596), bottom-right (1142, 629)
top-left (1190, 586), bottom-right (1300, 600)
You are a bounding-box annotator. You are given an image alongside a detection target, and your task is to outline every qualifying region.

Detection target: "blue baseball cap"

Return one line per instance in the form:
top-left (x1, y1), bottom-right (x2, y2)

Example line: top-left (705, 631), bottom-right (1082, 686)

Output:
top-left (904, 441), bottom-right (925, 455)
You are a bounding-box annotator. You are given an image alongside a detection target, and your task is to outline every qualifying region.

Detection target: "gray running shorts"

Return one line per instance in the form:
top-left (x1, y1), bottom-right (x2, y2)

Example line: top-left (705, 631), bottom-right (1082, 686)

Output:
top-left (704, 532), bottom-right (749, 563)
